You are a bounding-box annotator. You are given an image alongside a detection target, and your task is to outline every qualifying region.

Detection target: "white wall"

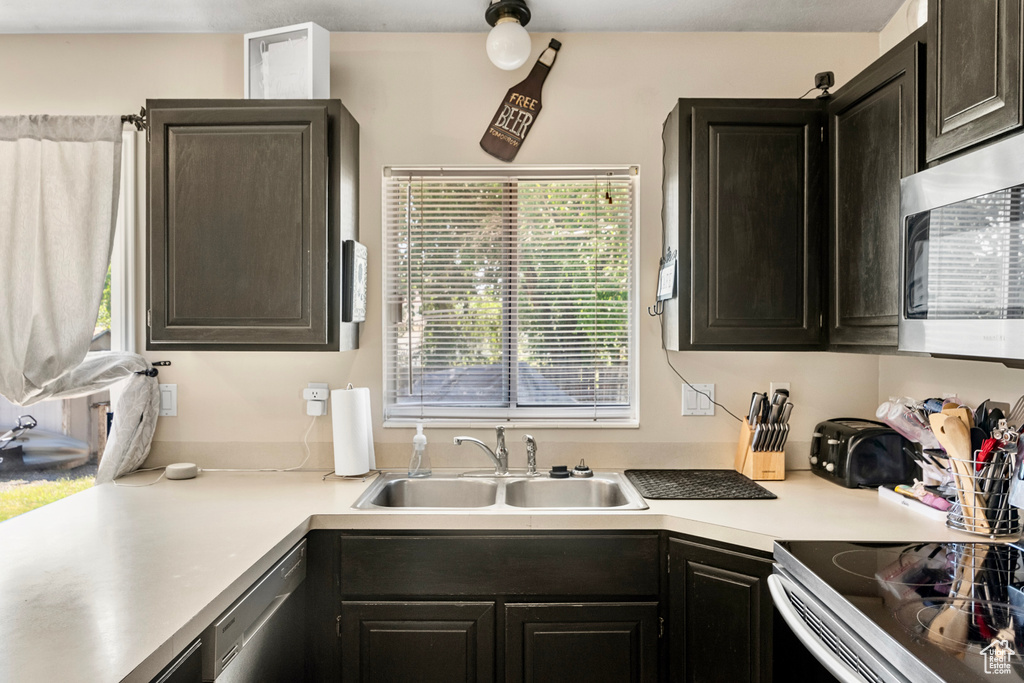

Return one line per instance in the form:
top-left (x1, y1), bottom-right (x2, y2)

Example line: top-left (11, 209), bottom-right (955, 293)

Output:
top-left (0, 32), bottom-right (885, 470)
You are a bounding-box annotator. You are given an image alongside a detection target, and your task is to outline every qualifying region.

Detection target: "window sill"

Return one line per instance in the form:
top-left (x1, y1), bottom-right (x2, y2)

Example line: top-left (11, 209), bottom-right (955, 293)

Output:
top-left (383, 418), bottom-right (639, 429)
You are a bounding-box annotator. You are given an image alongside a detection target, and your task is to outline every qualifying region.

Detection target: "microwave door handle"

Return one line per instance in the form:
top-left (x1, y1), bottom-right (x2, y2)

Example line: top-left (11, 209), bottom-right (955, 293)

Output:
top-left (768, 574), bottom-right (880, 683)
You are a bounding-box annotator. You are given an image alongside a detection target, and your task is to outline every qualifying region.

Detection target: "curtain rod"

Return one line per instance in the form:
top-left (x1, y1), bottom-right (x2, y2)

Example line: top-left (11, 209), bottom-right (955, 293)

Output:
top-left (121, 106), bottom-right (147, 131)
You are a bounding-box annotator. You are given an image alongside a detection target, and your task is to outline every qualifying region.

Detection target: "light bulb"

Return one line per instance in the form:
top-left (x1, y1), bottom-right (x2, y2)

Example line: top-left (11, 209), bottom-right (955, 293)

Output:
top-left (906, 0), bottom-right (927, 31)
top-left (486, 18), bottom-right (532, 70)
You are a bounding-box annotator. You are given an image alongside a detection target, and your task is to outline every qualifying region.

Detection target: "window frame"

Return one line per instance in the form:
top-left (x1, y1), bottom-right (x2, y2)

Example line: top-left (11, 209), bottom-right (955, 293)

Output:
top-left (110, 130), bottom-right (138, 354)
top-left (107, 131), bottom-right (138, 414)
top-left (381, 165), bottom-right (640, 429)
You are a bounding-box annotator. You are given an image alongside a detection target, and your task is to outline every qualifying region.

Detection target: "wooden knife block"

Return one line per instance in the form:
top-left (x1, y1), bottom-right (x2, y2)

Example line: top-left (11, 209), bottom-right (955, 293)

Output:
top-left (734, 419), bottom-right (786, 481)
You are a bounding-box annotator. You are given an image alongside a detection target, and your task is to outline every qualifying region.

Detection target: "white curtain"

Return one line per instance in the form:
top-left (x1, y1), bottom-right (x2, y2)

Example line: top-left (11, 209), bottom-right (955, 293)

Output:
top-left (0, 115), bottom-right (158, 483)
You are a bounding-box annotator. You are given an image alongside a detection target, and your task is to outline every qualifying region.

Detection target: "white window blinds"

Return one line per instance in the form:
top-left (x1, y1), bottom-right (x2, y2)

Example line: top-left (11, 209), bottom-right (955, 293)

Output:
top-left (383, 168), bottom-right (637, 424)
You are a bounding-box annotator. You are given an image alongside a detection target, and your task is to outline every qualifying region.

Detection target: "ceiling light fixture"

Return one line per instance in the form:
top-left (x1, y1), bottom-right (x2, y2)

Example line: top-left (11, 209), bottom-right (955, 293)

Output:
top-left (485, 0), bottom-right (532, 71)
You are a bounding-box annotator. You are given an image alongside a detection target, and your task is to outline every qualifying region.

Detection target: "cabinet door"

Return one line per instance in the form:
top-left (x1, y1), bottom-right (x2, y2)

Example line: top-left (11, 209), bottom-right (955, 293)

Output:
top-left (666, 99), bottom-right (826, 350)
top-left (505, 603), bottom-right (658, 683)
top-left (828, 32), bottom-right (924, 349)
top-left (668, 538), bottom-right (773, 683)
top-left (926, 0), bottom-right (1024, 161)
top-left (340, 601), bottom-right (495, 683)
top-left (147, 98), bottom-right (359, 351)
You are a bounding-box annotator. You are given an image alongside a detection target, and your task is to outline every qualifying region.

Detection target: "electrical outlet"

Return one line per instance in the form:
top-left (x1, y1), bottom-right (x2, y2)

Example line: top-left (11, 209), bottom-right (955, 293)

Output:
top-left (682, 384), bottom-right (715, 416)
top-left (304, 382), bottom-right (329, 416)
top-left (770, 381), bottom-right (791, 397)
top-left (158, 384), bottom-right (177, 417)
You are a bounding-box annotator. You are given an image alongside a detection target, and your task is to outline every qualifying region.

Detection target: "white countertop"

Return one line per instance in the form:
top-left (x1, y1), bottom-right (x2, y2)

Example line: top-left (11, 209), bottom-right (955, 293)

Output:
top-left (0, 469), bottom-right (984, 683)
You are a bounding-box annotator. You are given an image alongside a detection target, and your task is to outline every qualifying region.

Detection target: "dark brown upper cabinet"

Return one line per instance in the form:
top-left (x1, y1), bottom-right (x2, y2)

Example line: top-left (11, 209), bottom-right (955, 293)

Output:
top-left (828, 30), bottom-right (925, 350)
top-left (662, 99), bottom-right (826, 350)
top-left (926, 0), bottom-right (1024, 162)
top-left (147, 99), bottom-right (359, 351)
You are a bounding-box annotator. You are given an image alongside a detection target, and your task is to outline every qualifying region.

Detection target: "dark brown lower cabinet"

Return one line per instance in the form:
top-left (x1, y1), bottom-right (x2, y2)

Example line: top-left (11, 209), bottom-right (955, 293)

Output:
top-left (669, 538), bottom-right (773, 683)
top-left (339, 601), bottom-right (495, 683)
top-left (307, 531), bottom-right (832, 683)
top-left (325, 532), bottom-right (661, 683)
top-left (505, 603), bottom-right (659, 683)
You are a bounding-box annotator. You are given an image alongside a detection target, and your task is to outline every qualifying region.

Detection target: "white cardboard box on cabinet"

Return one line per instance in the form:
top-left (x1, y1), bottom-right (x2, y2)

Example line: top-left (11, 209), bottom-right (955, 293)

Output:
top-left (244, 22), bottom-right (330, 99)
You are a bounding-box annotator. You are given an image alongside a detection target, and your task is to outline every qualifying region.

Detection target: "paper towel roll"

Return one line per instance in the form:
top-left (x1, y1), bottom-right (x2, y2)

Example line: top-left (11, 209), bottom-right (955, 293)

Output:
top-left (331, 387), bottom-right (376, 476)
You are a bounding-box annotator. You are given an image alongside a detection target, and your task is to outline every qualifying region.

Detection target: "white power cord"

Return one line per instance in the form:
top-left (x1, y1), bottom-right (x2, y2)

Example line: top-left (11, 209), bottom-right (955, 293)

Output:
top-left (112, 466), bottom-right (167, 487)
top-left (111, 416), bottom-right (322, 484)
top-left (203, 415), bottom-right (321, 473)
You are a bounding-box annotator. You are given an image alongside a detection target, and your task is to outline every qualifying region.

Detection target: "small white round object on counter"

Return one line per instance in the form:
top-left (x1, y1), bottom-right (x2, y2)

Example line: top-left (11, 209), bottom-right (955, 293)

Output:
top-left (166, 463), bottom-right (199, 480)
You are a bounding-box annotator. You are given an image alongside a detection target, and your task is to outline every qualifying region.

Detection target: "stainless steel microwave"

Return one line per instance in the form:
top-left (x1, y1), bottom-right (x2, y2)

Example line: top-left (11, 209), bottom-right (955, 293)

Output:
top-left (900, 134), bottom-right (1024, 362)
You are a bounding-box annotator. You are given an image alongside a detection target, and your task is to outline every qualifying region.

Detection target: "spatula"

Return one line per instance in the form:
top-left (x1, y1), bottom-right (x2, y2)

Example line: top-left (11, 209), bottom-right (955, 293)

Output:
top-left (943, 404), bottom-right (976, 430)
top-left (931, 413), bottom-right (990, 533)
top-left (927, 544), bottom-right (988, 658)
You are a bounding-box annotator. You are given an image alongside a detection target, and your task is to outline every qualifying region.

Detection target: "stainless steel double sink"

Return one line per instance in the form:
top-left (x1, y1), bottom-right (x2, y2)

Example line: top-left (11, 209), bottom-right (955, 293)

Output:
top-left (352, 471), bottom-right (648, 511)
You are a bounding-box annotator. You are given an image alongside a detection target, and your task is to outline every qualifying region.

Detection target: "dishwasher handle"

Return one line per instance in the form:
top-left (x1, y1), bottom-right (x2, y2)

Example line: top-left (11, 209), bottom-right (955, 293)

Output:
top-left (203, 540), bottom-right (307, 682)
top-left (769, 573), bottom-right (884, 683)
top-left (241, 587), bottom-right (293, 652)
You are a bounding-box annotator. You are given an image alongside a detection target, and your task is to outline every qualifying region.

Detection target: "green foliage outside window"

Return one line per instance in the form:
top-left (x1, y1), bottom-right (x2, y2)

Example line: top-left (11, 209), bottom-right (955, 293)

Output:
top-left (390, 179), bottom-right (632, 409)
top-left (94, 266), bottom-right (111, 336)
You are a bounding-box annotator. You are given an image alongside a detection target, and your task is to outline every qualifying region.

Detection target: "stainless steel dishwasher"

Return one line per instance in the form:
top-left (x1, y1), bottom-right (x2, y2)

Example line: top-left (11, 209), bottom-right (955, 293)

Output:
top-left (201, 539), bottom-right (307, 682)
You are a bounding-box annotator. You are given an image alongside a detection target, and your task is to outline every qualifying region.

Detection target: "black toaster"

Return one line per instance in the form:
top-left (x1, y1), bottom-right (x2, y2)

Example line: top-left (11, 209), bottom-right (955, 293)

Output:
top-left (809, 418), bottom-right (919, 488)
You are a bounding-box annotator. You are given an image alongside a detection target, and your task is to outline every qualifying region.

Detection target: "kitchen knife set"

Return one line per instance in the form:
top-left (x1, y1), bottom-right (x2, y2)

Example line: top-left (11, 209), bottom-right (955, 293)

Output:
top-left (747, 389), bottom-right (794, 452)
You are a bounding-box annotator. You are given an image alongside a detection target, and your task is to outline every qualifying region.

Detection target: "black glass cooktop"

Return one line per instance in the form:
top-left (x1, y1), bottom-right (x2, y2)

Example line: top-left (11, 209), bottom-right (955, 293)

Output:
top-left (778, 540), bottom-right (1024, 682)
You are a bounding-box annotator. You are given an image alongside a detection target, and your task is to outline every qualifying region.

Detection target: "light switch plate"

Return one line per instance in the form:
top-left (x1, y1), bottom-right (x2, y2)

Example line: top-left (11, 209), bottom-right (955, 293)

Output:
top-left (158, 384), bottom-right (177, 417)
top-left (770, 381), bottom-right (791, 397)
top-left (682, 384), bottom-right (715, 416)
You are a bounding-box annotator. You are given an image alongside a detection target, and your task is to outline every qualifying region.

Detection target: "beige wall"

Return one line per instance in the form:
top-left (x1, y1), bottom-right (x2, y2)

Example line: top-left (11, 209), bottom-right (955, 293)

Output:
top-left (0, 32), bottom-right (887, 470)
top-left (879, 357), bottom-right (1024, 411)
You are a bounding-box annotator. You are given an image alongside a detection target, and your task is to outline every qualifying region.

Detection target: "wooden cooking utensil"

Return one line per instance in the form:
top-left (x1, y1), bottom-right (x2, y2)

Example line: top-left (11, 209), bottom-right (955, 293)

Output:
top-left (931, 413), bottom-right (990, 533)
top-left (927, 544), bottom-right (988, 658)
top-left (942, 404), bottom-right (976, 429)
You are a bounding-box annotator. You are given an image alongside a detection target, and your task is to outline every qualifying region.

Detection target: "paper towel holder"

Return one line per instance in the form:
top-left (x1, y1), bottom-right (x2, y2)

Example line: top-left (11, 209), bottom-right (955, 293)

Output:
top-left (331, 384), bottom-right (377, 479)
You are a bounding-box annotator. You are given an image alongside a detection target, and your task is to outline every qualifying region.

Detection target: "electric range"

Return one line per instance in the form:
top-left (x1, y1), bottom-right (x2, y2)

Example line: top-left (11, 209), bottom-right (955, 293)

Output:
top-left (773, 540), bottom-right (1024, 683)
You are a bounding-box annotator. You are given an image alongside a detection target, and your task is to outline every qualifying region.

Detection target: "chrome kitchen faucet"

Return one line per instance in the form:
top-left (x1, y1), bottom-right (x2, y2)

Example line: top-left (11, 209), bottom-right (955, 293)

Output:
top-left (454, 426), bottom-right (509, 475)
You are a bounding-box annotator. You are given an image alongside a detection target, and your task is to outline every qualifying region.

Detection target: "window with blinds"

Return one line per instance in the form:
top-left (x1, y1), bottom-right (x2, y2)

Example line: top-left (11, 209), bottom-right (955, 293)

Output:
top-left (383, 167), bottom-right (637, 424)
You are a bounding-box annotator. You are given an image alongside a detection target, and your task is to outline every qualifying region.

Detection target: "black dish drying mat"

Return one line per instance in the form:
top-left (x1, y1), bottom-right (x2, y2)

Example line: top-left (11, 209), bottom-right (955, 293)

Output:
top-left (625, 469), bottom-right (777, 500)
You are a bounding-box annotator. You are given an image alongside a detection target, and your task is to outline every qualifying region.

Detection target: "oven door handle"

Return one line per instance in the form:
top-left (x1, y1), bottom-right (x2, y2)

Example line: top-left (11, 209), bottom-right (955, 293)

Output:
top-left (768, 573), bottom-right (872, 683)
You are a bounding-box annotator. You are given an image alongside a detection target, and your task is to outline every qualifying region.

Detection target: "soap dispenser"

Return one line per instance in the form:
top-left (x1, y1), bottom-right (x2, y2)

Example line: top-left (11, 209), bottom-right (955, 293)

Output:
top-left (408, 423), bottom-right (431, 477)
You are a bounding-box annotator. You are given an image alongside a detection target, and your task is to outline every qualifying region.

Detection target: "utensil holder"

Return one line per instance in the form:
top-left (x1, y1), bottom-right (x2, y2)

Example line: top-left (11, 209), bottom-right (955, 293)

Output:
top-left (945, 448), bottom-right (1021, 538)
top-left (734, 419), bottom-right (785, 481)
top-left (949, 543), bottom-right (1020, 600)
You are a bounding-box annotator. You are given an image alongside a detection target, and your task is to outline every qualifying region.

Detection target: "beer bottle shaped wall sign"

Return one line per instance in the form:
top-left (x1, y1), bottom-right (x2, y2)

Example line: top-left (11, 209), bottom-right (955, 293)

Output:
top-left (480, 39), bottom-right (561, 162)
